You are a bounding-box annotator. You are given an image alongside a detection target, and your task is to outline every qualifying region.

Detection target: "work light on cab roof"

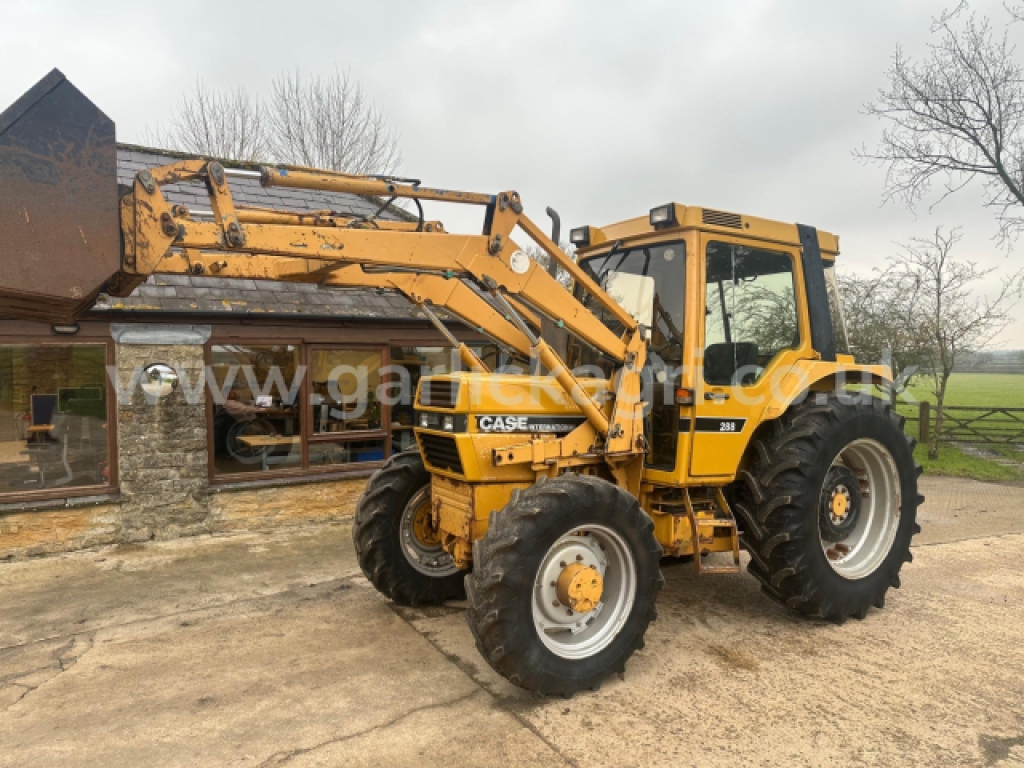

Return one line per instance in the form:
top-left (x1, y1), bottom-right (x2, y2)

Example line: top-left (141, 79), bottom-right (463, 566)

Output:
top-left (649, 203), bottom-right (678, 229)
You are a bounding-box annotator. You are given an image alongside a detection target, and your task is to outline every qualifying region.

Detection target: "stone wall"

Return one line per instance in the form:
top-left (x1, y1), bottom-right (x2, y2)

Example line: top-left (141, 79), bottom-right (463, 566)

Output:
top-left (0, 476), bottom-right (367, 559)
top-left (0, 500), bottom-right (122, 558)
top-left (207, 478), bottom-right (367, 532)
top-left (115, 341), bottom-right (210, 542)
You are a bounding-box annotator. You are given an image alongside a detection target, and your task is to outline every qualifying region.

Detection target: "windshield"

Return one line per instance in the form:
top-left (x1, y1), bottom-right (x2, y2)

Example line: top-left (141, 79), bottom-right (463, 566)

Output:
top-left (571, 241), bottom-right (686, 372)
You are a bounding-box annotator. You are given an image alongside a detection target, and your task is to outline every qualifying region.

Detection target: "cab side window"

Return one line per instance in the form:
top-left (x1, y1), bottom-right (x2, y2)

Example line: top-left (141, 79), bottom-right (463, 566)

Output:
top-left (703, 241), bottom-right (799, 386)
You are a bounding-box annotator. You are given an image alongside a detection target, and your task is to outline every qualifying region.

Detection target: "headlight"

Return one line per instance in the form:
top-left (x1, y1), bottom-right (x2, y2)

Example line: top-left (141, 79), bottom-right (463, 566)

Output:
top-left (419, 413), bottom-right (430, 428)
top-left (569, 226), bottom-right (591, 247)
top-left (649, 204), bottom-right (677, 229)
top-left (442, 415), bottom-right (455, 431)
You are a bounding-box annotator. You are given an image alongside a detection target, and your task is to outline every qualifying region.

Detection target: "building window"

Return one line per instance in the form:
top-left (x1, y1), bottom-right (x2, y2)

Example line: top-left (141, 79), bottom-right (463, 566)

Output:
top-left (308, 348), bottom-right (386, 466)
top-left (209, 342), bottom-right (394, 479)
top-left (207, 339), bottom-right (496, 480)
top-left (0, 344), bottom-right (111, 495)
top-left (210, 344), bottom-right (303, 476)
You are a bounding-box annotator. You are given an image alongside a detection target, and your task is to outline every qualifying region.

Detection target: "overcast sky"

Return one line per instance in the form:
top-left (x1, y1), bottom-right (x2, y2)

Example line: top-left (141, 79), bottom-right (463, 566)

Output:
top-left (2, 0), bottom-right (1022, 346)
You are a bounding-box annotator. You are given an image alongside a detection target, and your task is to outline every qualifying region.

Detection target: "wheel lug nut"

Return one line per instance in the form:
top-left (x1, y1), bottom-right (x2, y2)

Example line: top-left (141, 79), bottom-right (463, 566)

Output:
top-left (566, 609), bottom-right (573, 616)
top-left (550, 581), bottom-right (556, 587)
top-left (552, 600), bottom-right (560, 607)
top-left (559, 561), bottom-right (566, 568)
top-left (575, 554), bottom-right (583, 561)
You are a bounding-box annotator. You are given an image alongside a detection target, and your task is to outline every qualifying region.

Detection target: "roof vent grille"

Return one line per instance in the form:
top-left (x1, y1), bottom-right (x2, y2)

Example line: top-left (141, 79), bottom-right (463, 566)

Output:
top-left (702, 209), bottom-right (743, 229)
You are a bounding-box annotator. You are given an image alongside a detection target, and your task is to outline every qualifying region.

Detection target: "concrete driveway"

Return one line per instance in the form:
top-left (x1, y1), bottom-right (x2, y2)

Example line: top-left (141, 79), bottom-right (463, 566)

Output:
top-left (1, 476), bottom-right (1022, 767)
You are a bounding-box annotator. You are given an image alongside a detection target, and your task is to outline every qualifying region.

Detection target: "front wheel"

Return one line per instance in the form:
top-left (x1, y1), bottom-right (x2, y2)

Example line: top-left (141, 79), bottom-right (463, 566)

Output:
top-left (352, 450), bottom-right (466, 606)
top-left (466, 474), bottom-right (663, 696)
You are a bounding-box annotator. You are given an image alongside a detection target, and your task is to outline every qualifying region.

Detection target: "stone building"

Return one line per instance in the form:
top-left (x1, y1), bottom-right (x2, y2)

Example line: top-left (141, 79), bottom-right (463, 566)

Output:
top-left (0, 145), bottom-right (494, 558)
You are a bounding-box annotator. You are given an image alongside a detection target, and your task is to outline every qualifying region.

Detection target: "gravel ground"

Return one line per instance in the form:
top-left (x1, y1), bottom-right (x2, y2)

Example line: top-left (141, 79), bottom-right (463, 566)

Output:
top-left (0, 475), bottom-right (1022, 767)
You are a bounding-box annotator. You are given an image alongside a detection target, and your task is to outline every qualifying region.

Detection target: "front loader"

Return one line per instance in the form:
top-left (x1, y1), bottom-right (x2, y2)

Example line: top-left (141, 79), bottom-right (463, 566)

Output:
top-left (0, 71), bottom-right (922, 695)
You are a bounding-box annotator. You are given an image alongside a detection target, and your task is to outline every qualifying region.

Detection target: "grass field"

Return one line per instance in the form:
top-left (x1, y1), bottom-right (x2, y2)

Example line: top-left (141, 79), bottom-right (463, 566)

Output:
top-left (893, 373), bottom-right (1024, 482)
top-left (898, 372), bottom-right (1024, 409)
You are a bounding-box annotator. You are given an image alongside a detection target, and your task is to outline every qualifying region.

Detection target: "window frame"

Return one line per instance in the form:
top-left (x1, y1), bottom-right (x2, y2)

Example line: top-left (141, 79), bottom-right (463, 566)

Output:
top-left (0, 337), bottom-right (119, 504)
top-left (205, 338), bottom-right (307, 483)
top-left (304, 343), bottom-right (391, 467)
top-left (206, 339), bottom-right (411, 485)
top-left (700, 237), bottom-right (804, 388)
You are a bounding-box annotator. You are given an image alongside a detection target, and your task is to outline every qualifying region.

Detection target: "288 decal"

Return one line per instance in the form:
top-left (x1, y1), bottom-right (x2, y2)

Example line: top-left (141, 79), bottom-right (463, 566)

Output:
top-left (693, 417), bottom-right (747, 433)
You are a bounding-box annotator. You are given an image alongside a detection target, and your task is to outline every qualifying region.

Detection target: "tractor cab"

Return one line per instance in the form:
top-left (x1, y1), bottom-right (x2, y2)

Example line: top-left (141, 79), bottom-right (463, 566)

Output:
top-left (567, 203), bottom-right (854, 482)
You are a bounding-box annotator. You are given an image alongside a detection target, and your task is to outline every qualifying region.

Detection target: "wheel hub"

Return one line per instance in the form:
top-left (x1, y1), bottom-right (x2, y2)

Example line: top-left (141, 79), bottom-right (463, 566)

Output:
top-left (400, 488), bottom-right (458, 577)
top-left (820, 466), bottom-right (862, 543)
top-left (557, 563), bottom-right (604, 613)
top-left (411, 502), bottom-right (440, 547)
top-left (534, 535), bottom-right (607, 632)
top-left (830, 489), bottom-right (850, 521)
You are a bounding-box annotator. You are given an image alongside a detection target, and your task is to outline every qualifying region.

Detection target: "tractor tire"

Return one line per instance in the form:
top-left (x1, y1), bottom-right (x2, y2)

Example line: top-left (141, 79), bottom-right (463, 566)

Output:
top-left (352, 449), bottom-right (466, 606)
top-left (732, 393), bottom-right (923, 622)
top-left (465, 474), bottom-right (663, 696)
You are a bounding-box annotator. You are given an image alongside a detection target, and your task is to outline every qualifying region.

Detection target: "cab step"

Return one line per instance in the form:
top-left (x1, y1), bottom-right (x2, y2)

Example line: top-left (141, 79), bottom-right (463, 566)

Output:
top-left (683, 488), bottom-right (741, 575)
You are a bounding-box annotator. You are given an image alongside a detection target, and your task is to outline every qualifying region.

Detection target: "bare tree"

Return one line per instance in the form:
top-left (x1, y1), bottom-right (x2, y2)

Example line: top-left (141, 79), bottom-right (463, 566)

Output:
top-left (267, 70), bottom-right (401, 175)
top-left (838, 268), bottom-right (931, 391)
top-left (147, 70), bottom-right (401, 175)
top-left (145, 81), bottom-right (268, 162)
top-left (893, 228), bottom-right (1023, 457)
top-left (525, 242), bottom-right (576, 289)
top-left (859, 5), bottom-right (1024, 243)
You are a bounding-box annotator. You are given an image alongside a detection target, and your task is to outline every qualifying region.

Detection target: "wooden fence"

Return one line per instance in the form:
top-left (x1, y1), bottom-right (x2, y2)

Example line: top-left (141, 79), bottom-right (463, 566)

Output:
top-left (903, 403), bottom-right (1024, 445)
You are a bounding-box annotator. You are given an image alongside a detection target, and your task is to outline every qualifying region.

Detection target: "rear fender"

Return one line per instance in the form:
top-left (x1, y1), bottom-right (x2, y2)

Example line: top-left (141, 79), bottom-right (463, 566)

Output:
top-left (759, 359), bottom-right (893, 423)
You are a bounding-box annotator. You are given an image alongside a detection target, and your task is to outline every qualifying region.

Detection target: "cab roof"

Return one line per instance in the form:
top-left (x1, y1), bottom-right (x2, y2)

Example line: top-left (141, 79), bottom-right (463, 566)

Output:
top-left (576, 204), bottom-right (839, 259)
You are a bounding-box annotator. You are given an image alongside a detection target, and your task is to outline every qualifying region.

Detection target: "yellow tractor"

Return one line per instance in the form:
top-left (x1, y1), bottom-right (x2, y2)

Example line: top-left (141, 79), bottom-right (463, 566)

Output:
top-left (0, 71), bottom-right (921, 695)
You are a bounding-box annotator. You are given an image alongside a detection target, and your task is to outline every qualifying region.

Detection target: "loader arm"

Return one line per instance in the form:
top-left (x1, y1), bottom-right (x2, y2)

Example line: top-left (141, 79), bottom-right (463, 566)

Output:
top-left (120, 159), bottom-right (649, 481)
top-left (145, 252), bottom-right (539, 371)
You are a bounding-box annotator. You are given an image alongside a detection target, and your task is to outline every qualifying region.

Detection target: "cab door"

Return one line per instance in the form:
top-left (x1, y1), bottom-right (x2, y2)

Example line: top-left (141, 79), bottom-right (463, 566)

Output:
top-left (689, 234), bottom-right (805, 477)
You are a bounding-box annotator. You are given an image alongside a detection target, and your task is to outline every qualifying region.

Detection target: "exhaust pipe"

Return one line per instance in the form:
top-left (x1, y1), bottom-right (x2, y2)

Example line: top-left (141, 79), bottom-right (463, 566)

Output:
top-left (0, 69), bottom-right (122, 323)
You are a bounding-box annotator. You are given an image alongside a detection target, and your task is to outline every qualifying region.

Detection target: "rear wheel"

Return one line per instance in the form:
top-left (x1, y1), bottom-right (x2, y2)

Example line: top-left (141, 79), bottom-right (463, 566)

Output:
top-left (352, 450), bottom-right (465, 606)
top-left (733, 394), bottom-right (922, 622)
top-left (466, 474), bottom-right (663, 696)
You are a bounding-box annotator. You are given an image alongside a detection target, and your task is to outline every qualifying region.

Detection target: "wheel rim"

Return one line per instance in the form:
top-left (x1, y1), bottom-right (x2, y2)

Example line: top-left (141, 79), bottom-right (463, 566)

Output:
top-left (819, 438), bottom-right (901, 580)
top-left (400, 487), bottom-right (458, 577)
top-left (531, 524), bottom-right (637, 660)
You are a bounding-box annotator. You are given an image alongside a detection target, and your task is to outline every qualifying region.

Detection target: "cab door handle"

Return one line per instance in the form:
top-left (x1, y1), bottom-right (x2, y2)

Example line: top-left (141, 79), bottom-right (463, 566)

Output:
top-left (704, 391), bottom-right (730, 402)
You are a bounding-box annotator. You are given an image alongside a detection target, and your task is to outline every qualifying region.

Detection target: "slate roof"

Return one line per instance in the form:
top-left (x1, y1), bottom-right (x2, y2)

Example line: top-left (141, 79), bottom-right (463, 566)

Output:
top-left (94, 145), bottom-right (424, 321)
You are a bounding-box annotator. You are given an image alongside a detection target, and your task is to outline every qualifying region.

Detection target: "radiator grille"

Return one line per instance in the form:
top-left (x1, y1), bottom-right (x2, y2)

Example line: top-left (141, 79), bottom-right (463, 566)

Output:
top-left (420, 379), bottom-right (460, 408)
top-left (419, 433), bottom-right (464, 474)
top-left (702, 209), bottom-right (743, 229)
